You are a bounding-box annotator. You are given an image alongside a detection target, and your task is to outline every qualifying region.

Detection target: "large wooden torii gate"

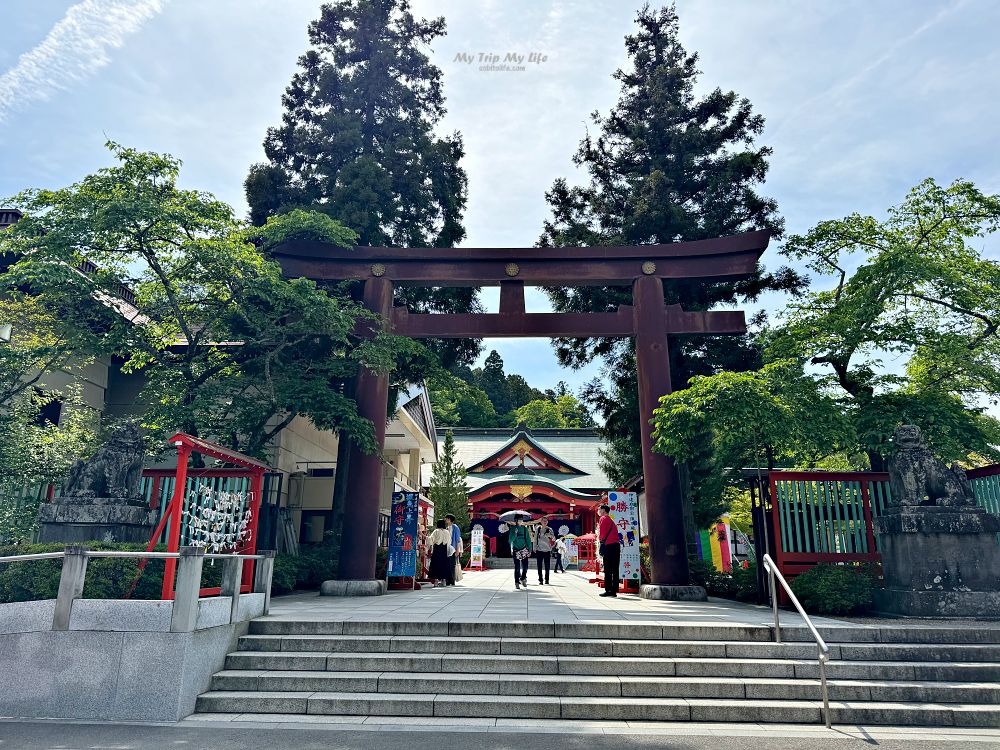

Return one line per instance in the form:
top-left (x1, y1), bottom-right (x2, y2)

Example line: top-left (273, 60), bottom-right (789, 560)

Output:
top-left (273, 229), bottom-right (769, 598)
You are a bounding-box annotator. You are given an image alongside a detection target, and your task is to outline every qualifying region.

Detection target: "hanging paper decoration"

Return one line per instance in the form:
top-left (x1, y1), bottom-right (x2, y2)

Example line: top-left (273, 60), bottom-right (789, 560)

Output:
top-left (181, 483), bottom-right (252, 554)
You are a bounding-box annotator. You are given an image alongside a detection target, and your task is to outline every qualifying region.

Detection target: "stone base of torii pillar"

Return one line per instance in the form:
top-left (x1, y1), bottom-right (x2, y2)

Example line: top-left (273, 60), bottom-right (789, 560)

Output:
top-left (320, 579), bottom-right (388, 597)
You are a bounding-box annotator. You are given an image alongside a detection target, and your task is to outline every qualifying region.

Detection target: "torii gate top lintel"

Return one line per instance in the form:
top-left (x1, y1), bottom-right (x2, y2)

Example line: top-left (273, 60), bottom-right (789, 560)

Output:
top-left (272, 229), bottom-right (770, 287)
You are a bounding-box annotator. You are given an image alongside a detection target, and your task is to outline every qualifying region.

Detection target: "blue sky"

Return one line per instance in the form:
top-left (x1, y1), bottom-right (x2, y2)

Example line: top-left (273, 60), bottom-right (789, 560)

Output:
top-left (2, 0), bottom-right (999, 397)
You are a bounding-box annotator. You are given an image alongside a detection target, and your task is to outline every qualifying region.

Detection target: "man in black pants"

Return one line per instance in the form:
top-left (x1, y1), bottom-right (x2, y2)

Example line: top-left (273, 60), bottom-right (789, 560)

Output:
top-left (597, 503), bottom-right (620, 597)
top-left (532, 517), bottom-right (556, 584)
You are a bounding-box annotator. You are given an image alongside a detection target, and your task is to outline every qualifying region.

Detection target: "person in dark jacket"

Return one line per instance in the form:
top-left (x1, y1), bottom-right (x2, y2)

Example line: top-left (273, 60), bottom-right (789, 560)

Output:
top-left (508, 517), bottom-right (532, 590)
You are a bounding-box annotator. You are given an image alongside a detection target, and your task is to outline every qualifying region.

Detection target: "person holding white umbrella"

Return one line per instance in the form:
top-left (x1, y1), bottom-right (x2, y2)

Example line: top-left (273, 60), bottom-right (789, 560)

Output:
top-left (502, 511), bottom-right (533, 589)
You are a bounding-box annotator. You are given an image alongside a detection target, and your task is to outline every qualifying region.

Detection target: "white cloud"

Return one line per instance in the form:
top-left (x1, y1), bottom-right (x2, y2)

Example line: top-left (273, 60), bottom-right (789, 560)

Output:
top-left (0, 0), bottom-right (167, 122)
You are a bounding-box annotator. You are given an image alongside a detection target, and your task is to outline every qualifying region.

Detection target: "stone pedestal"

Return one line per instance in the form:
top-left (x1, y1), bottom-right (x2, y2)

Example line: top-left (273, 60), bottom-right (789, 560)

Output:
top-left (639, 584), bottom-right (707, 602)
top-left (37, 497), bottom-right (158, 544)
top-left (320, 579), bottom-right (388, 597)
top-left (874, 507), bottom-right (1000, 618)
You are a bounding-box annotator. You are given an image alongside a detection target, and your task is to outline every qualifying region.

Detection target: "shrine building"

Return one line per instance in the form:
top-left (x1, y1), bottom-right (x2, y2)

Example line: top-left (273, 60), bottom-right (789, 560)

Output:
top-left (426, 424), bottom-right (612, 553)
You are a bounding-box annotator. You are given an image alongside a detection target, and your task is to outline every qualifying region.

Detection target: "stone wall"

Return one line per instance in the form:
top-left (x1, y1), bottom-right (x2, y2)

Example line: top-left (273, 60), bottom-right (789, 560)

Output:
top-left (0, 594), bottom-right (264, 721)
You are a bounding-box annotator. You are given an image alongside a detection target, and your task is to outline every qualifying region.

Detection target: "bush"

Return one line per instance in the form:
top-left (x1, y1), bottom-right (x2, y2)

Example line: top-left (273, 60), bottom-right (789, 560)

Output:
top-left (271, 554), bottom-right (299, 594)
top-left (730, 562), bottom-right (760, 603)
top-left (0, 542), bottom-right (197, 603)
top-left (687, 557), bottom-right (715, 588)
top-left (790, 563), bottom-right (876, 615)
top-left (294, 536), bottom-right (339, 589)
top-left (686, 555), bottom-right (759, 601)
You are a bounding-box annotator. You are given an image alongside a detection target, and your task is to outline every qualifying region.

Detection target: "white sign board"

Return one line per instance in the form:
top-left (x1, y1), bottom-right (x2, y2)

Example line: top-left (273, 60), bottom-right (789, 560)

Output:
top-left (469, 525), bottom-right (485, 569)
top-left (566, 542), bottom-right (579, 567)
top-left (607, 490), bottom-right (641, 582)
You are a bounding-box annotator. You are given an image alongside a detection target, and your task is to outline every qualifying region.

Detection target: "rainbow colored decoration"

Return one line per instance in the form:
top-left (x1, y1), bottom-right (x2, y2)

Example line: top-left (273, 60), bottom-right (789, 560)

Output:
top-left (696, 520), bottom-right (732, 573)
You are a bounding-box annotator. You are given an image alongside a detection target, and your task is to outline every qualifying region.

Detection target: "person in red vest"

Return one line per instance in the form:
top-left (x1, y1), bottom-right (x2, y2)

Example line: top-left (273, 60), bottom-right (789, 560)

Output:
top-left (597, 503), bottom-right (620, 598)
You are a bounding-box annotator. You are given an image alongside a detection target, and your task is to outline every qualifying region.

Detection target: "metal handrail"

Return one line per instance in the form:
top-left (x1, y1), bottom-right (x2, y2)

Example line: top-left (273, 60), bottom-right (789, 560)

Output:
top-left (0, 550), bottom-right (268, 563)
top-left (762, 553), bottom-right (832, 729)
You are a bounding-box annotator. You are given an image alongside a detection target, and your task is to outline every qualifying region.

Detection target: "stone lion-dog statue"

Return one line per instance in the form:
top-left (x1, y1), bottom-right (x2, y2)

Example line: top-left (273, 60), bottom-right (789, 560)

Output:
top-left (887, 425), bottom-right (975, 508)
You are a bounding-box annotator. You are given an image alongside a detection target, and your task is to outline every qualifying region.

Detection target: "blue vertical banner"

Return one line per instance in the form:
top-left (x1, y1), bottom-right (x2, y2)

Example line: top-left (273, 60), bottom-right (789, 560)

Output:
top-left (387, 491), bottom-right (419, 578)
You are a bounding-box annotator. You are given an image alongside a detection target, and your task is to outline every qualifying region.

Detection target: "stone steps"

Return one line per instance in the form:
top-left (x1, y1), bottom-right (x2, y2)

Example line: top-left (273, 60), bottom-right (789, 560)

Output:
top-left (193, 691), bottom-right (1000, 727)
top-left (225, 650), bottom-right (1000, 682)
top-left (236, 633), bottom-right (1000, 662)
top-left (208, 669), bottom-right (1000, 704)
top-left (192, 619), bottom-right (1000, 727)
top-left (247, 618), bottom-right (1000, 644)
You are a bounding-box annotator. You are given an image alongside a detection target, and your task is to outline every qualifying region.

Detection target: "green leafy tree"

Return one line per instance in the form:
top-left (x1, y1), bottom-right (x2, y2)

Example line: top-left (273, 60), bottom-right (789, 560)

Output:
top-left (539, 5), bottom-right (800, 485)
top-left (652, 360), bottom-right (855, 523)
top-left (246, 0), bottom-right (479, 369)
top-left (513, 399), bottom-right (566, 429)
top-left (0, 297), bottom-right (97, 541)
top-left (513, 393), bottom-right (593, 429)
top-left (653, 360), bottom-right (854, 472)
top-left (428, 430), bottom-right (470, 530)
top-left (505, 374), bottom-right (546, 413)
top-left (428, 372), bottom-right (498, 428)
top-left (771, 177), bottom-right (1000, 467)
top-left (1, 143), bottom-right (399, 457)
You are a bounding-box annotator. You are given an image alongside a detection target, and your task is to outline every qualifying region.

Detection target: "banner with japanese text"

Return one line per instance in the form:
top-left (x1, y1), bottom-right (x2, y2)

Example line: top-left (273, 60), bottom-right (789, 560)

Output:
top-left (470, 525), bottom-right (485, 568)
top-left (387, 492), bottom-right (419, 578)
top-left (607, 490), bottom-right (641, 582)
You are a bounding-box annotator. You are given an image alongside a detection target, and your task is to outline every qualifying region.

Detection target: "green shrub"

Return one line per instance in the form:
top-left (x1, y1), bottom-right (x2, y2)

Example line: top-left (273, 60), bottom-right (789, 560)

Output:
top-left (271, 554), bottom-right (299, 594)
top-left (640, 543), bottom-right (651, 583)
top-left (790, 563), bottom-right (876, 615)
top-left (730, 562), bottom-right (759, 603)
top-left (0, 541), bottom-right (234, 604)
top-left (295, 539), bottom-right (339, 589)
top-left (0, 542), bottom-right (171, 603)
top-left (687, 557), bottom-right (714, 588)
top-left (685, 555), bottom-right (759, 601)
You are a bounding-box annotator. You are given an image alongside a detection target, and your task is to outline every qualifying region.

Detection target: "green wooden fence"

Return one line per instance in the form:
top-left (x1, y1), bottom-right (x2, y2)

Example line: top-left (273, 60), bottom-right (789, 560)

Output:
top-left (769, 467), bottom-right (1000, 566)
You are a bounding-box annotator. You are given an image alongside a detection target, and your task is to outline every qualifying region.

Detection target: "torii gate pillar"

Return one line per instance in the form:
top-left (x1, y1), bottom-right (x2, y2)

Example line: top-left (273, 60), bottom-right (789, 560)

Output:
top-left (322, 277), bottom-right (393, 597)
top-left (633, 275), bottom-right (700, 600)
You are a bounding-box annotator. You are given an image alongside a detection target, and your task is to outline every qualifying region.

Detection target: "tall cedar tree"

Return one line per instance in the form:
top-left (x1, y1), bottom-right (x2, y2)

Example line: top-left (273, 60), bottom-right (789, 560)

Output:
top-left (428, 430), bottom-right (471, 530)
top-left (246, 1), bottom-right (480, 562)
top-left (245, 0), bottom-right (480, 369)
top-left (540, 5), bottom-right (802, 489)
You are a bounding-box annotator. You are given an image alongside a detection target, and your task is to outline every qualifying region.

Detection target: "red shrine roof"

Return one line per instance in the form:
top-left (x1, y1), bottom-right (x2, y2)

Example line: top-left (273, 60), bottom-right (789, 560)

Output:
top-left (167, 433), bottom-right (272, 471)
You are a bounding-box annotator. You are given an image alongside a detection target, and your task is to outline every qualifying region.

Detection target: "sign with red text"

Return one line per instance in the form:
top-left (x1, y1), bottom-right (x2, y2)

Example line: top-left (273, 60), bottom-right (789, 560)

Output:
top-left (607, 490), bottom-right (641, 582)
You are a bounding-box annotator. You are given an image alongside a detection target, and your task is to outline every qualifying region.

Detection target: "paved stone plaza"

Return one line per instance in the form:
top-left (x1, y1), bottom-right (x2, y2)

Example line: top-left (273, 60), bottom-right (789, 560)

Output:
top-left (264, 569), bottom-right (846, 627)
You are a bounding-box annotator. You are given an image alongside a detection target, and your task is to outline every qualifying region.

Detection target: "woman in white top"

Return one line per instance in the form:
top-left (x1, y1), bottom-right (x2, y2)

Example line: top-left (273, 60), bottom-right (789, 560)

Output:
top-left (426, 519), bottom-right (454, 587)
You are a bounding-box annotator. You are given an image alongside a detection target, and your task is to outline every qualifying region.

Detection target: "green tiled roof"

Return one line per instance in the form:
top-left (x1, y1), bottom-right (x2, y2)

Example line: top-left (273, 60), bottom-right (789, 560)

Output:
top-left (424, 427), bottom-right (612, 492)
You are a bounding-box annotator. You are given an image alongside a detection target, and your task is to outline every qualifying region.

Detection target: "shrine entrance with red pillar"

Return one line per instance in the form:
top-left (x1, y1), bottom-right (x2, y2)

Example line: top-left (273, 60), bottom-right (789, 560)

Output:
top-left (272, 230), bottom-right (769, 598)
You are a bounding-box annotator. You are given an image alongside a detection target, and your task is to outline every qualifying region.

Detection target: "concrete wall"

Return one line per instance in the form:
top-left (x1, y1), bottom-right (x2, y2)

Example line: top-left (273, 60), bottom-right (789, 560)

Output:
top-left (270, 415), bottom-right (341, 477)
top-left (0, 594), bottom-right (264, 722)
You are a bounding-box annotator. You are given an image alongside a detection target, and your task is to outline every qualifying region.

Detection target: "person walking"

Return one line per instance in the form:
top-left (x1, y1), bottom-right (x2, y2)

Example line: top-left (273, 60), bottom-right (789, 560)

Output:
top-left (553, 537), bottom-right (566, 574)
top-left (597, 503), bottom-right (621, 598)
top-left (445, 514), bottom-right (463, 586)
top-left (508, 517), bottom-right (532, 589)
top-left (426, 519), bottom-right (454, 587)
top-left (532, 517), bottom-right (556, 585)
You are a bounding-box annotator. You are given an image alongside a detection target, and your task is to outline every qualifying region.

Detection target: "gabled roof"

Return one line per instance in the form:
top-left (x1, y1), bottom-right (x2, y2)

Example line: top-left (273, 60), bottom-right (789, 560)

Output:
top-left (468, 472), bottom-right (602, 502)
top-left (466, 423), bottom-right (586, 475)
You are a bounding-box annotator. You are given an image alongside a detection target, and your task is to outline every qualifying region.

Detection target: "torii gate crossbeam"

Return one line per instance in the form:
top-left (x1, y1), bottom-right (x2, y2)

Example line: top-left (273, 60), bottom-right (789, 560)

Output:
top-left (273, 230), bottom-right (769, 599)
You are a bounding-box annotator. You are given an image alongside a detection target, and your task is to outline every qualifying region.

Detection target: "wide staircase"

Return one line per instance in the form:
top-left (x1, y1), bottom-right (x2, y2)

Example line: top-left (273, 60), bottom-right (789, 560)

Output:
top-left (194, 619), bottom-right (1000, 727)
